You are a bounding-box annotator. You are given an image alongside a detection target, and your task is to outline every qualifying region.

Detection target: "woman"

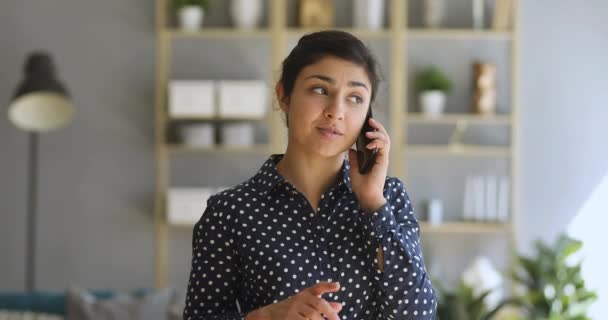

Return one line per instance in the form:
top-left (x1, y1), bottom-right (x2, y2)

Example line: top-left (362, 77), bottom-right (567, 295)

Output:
top-left (183, 30), bottom-right (437, 320)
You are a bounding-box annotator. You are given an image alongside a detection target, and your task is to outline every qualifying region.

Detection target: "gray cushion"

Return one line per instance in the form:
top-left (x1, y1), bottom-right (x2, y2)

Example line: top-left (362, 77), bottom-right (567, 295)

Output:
top-left (65, 287), bottom-right (176, 320)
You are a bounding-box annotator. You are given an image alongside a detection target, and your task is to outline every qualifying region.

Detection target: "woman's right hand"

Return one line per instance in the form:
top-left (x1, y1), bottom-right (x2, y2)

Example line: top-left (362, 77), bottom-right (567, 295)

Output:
top-left (246, 281), bottom-right (343, 320)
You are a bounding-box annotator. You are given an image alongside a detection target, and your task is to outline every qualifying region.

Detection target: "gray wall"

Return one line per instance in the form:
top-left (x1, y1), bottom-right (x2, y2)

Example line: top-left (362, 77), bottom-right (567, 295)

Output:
top-left (0, 1), bottom-right (156, 290)
top-left (1, 0), bottom-right (607, 304)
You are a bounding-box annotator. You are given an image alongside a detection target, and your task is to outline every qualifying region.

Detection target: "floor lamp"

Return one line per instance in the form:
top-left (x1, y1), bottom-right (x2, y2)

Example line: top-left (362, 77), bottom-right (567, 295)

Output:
top-left (7, 52), bottom-right (74, 292)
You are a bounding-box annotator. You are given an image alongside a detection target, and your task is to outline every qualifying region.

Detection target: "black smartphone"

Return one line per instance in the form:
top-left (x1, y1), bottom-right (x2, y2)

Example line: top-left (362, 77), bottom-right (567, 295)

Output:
top-left (355, 108), bottom-right (379, 174)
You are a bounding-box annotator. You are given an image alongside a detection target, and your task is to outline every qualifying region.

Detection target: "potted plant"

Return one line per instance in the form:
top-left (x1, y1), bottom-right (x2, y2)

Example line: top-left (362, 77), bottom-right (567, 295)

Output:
top-left (414, 66), bottom-right (452, 117)
top-left (435, 256), bottom-right (511, 320)
top-left (506, 234), bottom-right (597, 319)
top-left (172, 0), bottom-right (212, 31)
top-left (230, 0), bottom-right (263, 29)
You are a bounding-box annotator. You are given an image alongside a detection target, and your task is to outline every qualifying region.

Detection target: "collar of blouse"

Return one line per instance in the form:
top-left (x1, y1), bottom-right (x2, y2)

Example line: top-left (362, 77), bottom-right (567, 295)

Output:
top-left (252, 154), bottom-right (353, 197)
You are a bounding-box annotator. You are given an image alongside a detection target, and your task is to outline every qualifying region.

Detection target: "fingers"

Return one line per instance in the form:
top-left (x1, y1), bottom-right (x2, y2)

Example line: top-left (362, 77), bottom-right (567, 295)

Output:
top-left (365, 131), bottom-right (390, 151)
top-left (308, 281), bottom-right (341, 297)
top-left (304, 282), bottom-right (342, 320)
top-left (368, 117), bottom-right (388, 136)
top-left (304, 296), bottom-right (340, 320)
top-left (328, 302), bottom-right (343, 312)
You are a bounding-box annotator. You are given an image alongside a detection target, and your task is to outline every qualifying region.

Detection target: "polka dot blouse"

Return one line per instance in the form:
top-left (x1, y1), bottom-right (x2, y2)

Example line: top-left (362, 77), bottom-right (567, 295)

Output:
top-left (184, 154), bottom-right (437, 319)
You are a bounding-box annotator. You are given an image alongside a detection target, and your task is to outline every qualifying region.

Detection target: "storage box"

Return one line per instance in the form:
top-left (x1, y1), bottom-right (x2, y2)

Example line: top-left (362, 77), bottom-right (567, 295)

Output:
top-left (168, 80), bottom-right (215, 118)
top-left (179, 123), bottom-right (215, 147)
top-left (166, 188), bottom-right (214, 225)
top-left (217, 80), bottom-right (267, 118)
top-left (219, 122), bottom-right (255, 147)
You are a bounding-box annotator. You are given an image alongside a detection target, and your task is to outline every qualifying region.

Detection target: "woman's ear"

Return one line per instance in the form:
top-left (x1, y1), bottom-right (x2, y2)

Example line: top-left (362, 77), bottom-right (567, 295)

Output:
top-left (275, 82), bottom-right (289, 113)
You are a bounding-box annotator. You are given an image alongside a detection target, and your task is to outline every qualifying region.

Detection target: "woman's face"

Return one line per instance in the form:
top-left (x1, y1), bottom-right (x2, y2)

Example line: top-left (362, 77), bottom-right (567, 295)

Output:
top-left (278, 56), bottom-right (373, 158)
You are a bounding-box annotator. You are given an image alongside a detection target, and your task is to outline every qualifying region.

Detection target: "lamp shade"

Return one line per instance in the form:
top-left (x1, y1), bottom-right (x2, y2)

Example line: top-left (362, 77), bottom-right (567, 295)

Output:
top-left (8, 52), bottom-right (74, 132)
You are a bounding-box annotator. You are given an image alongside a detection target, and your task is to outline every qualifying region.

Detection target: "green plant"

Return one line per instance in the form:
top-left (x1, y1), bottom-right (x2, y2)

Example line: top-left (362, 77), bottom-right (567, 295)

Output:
top-left (436, 280), bottom-right (508, 320)
top-left (172, 0), bottom-right (212, 11)
top-left (414, 67), bottom-right (452, 93)
top-left (508, 234), bottom-right (597, 320)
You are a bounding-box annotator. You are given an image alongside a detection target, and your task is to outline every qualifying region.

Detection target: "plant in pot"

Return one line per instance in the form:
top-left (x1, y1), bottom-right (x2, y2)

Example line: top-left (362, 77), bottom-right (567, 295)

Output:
top-left (506, 234), bottom-right (597, 320)
top-left (435, 256), bottom-right (513, 320)
top-left (172, 0), bottom-right (212, 31)
top-left (415, 66), bottom-right (452, 117)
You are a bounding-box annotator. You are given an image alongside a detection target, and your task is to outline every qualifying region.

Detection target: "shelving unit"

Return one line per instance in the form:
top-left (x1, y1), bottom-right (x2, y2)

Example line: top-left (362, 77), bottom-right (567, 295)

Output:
top-left (154, 0), bottom-right (519, 289)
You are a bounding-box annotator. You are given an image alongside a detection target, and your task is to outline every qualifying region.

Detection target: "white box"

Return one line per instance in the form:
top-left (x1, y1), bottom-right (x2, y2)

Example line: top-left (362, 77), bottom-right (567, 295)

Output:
top-left (167, 188), bottom-right (214, 225)
top-left (179, 123), bottom-right (215, 147)
top-left (217, 80), bottom-right (267, 118)
top-left (168, 80), bottom-right (216, 118)
top-left (220, 122), bottom-right (255, 147)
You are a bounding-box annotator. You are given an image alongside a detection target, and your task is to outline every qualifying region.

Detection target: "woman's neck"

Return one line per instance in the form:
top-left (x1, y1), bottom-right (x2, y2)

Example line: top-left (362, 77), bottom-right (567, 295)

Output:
top-left (276, 146), bottom-right (344, 208)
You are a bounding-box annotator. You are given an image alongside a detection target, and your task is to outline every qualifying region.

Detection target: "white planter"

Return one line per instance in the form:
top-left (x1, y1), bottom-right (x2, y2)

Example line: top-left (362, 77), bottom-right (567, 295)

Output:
top-left (178, 6), bottom-right (204, 31)
top-left (353, 0), bottom-right (385, 30)
top-left (179, 123), bottom-right (215, 147)
top-left (423, 0), bottom-right (445, 28)
top-left (230, 0), bottom-right (262, 29)
top-left (419, 90), bottom-right (446, 116)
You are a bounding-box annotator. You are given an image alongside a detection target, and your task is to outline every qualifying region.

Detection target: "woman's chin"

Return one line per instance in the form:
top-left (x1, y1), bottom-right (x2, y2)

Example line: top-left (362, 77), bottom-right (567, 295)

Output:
top-left (311, 144), bottom-right (349, 158)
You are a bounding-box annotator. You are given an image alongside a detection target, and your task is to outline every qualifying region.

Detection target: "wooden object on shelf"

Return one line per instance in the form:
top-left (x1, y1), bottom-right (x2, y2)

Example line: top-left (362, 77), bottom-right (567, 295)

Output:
top-left (492, 0), bottom-right (513, 30)
top-left (472, 61), bottom-right (497, 115)
top-left (298, 0), bottom-right (335, 28)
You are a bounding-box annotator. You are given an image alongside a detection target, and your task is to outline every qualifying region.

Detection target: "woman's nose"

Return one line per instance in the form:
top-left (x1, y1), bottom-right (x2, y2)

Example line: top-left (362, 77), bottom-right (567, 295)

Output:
top-left (324, 97), bottom-right (345, 120)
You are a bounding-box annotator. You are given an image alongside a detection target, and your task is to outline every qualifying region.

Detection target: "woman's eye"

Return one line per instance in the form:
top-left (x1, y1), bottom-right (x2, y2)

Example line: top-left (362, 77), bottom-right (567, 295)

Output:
top-left (349, 96), bottom-right (363, 104)
top-left (312, 87), bottom-right (327, 95)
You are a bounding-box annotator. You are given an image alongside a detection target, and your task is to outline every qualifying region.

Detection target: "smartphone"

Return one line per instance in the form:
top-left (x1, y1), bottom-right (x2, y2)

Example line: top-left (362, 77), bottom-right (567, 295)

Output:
top-left (355, 108), bottom-right (379, 174)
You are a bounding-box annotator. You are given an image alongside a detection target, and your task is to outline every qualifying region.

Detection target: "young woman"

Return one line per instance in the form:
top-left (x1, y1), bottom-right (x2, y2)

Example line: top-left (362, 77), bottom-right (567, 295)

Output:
top-left (183, 30), bottom-right (437, 320)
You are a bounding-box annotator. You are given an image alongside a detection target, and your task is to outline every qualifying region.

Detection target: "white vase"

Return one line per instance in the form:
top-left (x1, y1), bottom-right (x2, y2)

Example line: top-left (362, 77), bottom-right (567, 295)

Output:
top-left (419, 90), bottom-right (446, 116)
top-left (427, 198), bottom-right (444, 226)
top-left (423, 0), bottom-right (445, 28)
top-left (230, 0), bottom-right (262, 29)
top-left (353, 0), bottom-right (385, 30)
top-left (178, 6), bottom-right (204, 31)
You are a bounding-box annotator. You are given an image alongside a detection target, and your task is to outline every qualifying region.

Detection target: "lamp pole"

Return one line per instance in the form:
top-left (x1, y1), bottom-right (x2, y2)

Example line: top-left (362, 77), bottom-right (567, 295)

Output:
top-left (7, 51), bottom-right (74, 292)
top-left (25, 132), bottom-right (39, 292)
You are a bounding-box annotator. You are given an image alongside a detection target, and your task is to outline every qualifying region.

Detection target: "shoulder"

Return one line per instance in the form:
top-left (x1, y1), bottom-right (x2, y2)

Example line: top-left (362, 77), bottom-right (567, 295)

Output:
top-left (205, 177), bottom-right (261, 213)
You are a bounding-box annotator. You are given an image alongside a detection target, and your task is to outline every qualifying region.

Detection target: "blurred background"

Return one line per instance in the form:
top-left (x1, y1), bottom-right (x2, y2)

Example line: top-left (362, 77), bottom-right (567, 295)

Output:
top-left (1, 0), bottom-right (606, 319)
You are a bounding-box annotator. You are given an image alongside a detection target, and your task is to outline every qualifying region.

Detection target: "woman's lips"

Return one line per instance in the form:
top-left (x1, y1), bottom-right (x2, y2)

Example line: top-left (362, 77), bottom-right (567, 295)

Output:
top-left (317, 127), bottom-right (342, 138)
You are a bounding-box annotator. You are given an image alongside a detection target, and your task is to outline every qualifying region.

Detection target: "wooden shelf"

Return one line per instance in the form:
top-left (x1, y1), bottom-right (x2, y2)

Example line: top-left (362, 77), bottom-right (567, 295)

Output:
top-left (165, 28), bottom-right (272, 39)
top-left (153, 0), bottom-right (521, 288)
top-left (287, 28), bottom-right (392, 39)
top-left (407, 113), bottom-right (511, 125)
top-left (406, 145), bottom-right (511, 157)
top-left (167, 143), bottom-right (270, 154)
top-left (407, 28), bottom-right (513, 40)
top-left (168, 115), bottom-right (268, 122)
top-left (420, 222), bottom-right (512, 234)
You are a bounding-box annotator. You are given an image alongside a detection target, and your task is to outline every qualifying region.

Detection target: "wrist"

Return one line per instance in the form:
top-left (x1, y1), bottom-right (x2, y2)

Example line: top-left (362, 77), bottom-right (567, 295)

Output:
top-left (360, 196), bottom-right (386, 213)
top-left (245, 307), bottom-right (267, 320)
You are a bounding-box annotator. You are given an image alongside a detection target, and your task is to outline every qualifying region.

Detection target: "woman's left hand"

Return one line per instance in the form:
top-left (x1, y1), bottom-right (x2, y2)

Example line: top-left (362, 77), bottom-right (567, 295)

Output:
top-left (348, 117), bottom-right (391, 213)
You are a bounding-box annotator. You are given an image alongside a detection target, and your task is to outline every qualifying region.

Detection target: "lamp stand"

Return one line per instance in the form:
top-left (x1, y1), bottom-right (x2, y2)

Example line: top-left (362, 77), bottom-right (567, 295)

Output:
top-left (25, 132), bottom-right (39, 292)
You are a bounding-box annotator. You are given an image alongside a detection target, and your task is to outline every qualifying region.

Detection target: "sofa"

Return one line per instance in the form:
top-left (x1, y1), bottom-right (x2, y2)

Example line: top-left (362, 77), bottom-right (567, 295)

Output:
top-left (0, 287), bottom-right (184, 320)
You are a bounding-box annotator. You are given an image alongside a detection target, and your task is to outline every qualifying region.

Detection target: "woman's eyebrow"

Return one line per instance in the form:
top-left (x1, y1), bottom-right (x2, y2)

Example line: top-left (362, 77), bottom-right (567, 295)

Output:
top-left (304, 74), bottom-right (369, 92)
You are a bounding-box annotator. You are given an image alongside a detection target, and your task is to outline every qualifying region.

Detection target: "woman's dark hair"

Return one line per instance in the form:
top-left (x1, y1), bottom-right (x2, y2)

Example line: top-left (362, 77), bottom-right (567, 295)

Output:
top-left (278, 30), bottom-right (382, 119)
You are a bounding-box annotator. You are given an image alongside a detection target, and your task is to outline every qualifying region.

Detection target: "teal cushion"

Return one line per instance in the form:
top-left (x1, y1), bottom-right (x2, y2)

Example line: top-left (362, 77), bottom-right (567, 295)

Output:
top-left (0, 292), bottom-right (65, 315)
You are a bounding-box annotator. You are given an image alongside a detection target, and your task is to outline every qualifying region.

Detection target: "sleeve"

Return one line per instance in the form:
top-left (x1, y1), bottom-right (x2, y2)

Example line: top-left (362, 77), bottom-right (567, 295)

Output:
top-left (357, 177), bottom-right (438, 319)
top-left (183, 196), bottom-right (247, 320)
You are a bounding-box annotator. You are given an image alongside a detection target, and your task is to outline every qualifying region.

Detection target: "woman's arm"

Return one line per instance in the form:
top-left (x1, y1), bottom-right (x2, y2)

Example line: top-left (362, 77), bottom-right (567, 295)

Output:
top-left (358, 177), bottom-right (438, 319)
top-left (183, 196), bottom-right (247, 320)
